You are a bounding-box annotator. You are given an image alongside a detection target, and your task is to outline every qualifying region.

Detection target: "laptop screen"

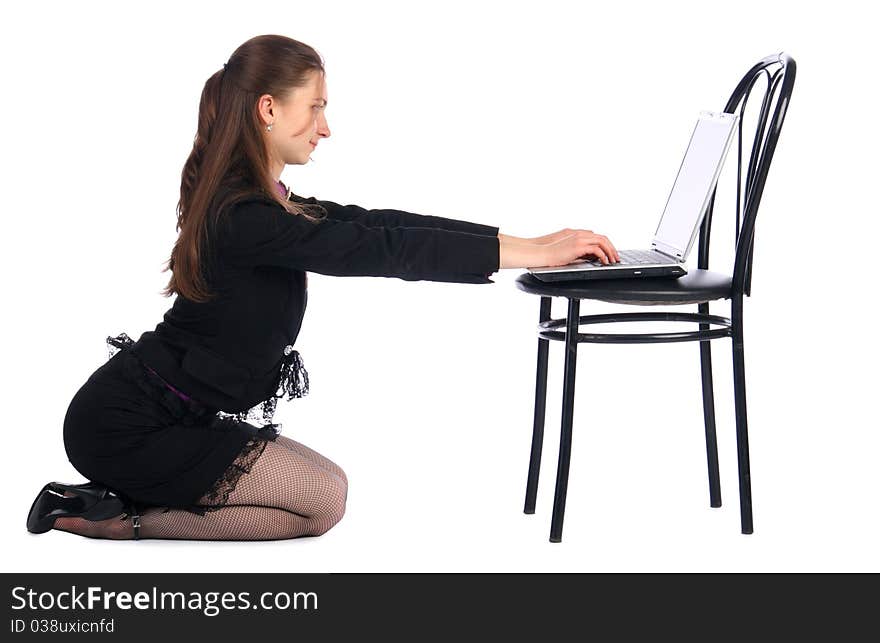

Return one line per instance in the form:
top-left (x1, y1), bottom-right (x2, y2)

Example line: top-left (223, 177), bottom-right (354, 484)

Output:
top-left (652, 111), bottom-right (739, 259)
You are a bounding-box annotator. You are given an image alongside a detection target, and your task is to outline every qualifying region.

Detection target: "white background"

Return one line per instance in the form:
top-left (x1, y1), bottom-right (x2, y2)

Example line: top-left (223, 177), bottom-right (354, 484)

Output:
top-left (2, 0), bottom-right (877, 572)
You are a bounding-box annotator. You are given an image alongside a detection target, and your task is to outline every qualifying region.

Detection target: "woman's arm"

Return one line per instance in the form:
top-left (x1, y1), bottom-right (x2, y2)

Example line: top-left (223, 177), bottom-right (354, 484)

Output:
top-left (286, 193), bottom-right (618, 271)
top-left (221, 201), bottom-right (500, 284)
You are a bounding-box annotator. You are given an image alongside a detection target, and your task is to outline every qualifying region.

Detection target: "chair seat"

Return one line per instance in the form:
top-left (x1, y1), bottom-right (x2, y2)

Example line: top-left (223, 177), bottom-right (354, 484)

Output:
top-left (515, 269), bottom-right (733, 305)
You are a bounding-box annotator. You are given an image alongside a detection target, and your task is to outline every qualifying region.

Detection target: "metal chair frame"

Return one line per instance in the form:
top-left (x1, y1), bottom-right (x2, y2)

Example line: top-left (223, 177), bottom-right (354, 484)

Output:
top-left (516, 52), bottom-right (797, 542)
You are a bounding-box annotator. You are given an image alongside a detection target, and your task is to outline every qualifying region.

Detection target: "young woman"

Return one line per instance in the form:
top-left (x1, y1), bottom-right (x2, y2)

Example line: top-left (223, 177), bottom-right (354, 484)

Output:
top-left (26, 34), bottom-right (620, 541)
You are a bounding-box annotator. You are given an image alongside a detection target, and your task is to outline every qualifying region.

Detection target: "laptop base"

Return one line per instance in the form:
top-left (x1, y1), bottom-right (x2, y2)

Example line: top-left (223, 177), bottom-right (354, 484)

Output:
top-left (530, 265), bottom-right (687, 283)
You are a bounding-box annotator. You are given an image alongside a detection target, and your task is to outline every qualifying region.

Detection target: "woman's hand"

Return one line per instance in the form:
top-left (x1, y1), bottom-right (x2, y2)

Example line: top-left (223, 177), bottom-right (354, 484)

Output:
top-left (498, 230), bottom-right (620, 269)
top-left (539, 231), bottom-right (620, 266)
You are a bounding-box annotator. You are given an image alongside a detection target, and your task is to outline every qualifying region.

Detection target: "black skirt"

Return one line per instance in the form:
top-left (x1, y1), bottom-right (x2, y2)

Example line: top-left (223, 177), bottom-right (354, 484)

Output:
top-left (62, 335), bottom-right (289, 514)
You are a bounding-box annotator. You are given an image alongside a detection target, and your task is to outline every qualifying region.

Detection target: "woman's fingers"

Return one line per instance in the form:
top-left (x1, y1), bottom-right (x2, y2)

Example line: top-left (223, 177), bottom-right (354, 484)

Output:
top-left (570, 230), bottom-right (619, 262)
top-left (581, 234), bottom-right (618, 263)
top-left (584, 244), bottom-right (610, 264)
top-left (608, 239), bottom-right (620, 262)
top-left (595, 234), bottom-right (620, 262)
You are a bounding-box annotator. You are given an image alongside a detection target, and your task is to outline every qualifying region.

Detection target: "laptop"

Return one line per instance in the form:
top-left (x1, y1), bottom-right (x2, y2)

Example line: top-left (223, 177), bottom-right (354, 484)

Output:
top-left (528, 110), bottom-right (740, 282)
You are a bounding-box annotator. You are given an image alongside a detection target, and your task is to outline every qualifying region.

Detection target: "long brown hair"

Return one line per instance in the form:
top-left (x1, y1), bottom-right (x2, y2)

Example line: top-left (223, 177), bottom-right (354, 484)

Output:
top-left (161, 34), bottom-right (327, 303)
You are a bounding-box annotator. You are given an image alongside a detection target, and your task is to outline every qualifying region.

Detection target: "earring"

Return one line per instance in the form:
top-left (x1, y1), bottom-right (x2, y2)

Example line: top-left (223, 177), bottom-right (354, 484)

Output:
top-left (267, 124), bottom-right (273, 132)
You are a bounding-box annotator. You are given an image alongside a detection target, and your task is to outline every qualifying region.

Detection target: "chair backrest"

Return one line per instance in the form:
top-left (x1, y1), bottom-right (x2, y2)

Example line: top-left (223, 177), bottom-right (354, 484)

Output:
top-left (696, 52), bottom-right (797, 296)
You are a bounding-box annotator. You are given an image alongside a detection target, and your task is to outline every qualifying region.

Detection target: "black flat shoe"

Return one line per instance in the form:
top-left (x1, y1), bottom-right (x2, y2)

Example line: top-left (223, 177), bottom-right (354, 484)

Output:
top-left (26, 481), bottom-right (127, 535)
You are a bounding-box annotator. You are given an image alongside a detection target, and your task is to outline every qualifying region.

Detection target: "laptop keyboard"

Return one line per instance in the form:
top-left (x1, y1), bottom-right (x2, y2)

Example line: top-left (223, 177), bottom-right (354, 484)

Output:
top-left (587, 249), bottom-right (672, 266)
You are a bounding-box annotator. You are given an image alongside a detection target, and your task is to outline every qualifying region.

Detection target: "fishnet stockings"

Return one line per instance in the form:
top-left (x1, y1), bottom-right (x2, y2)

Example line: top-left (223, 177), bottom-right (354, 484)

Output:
top-left (53, 437), bottom-right (347, 541)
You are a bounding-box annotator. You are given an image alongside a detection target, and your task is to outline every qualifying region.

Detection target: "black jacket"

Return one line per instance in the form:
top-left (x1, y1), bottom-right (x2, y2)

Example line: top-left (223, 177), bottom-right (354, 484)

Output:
top-left (130, 192), bottom-right (500, 415)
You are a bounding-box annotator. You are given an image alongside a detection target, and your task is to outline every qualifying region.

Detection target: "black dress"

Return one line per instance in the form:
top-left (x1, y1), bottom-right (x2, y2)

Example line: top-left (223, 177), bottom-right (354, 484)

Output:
top-left (61, 187), bottom-right (501, 513)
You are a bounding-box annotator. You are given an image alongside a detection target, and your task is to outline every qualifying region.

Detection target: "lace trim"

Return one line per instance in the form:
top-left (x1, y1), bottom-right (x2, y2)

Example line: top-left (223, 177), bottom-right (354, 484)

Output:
top-left (195, 434), bottom-right (269, 512)
top-left (178, 417), bottom-right (280, 515)
top-left (214, 344), bottom-right (310, 430)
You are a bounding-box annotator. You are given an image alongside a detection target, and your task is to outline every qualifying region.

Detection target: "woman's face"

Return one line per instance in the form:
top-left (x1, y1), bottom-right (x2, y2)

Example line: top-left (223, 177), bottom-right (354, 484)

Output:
top-left (259, 70), bottom-right (330, 177)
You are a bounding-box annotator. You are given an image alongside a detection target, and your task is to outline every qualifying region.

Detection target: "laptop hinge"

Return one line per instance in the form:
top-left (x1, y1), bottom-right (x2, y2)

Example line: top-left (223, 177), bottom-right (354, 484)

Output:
top-left (651, 241), bottom-right (684, 261)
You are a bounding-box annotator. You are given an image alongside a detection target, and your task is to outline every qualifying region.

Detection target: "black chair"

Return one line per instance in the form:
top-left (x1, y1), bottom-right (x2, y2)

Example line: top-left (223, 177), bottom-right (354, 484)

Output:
top-left (515, 52), bottom-right (796, 543)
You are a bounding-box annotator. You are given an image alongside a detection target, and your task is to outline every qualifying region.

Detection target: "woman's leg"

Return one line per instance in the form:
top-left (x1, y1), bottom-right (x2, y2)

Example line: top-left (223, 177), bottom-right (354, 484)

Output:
top-left (273, 435), bottom-right (348, 489)
top-left (191, 439), bottom-right (347, 532)
top-left (53, 505), bottom-right (318, 541)
top-left (53, 441), bottom-right (347, 540)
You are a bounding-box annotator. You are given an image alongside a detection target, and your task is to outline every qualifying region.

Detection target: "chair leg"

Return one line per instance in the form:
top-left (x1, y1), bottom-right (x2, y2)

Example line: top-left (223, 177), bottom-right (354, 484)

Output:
top-left (698, 302), bottom-right (722, 508)
top-left (731, 294), bottom-right (754, 534)
top-left (550, 298), bottom-right (580, 543)
top-left (524, 297), bottom-right (553, 514)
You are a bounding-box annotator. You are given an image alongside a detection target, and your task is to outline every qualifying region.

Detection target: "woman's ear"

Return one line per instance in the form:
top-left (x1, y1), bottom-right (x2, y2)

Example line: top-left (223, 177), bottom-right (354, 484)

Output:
top-left (257, 94), bottom-right (275, 126)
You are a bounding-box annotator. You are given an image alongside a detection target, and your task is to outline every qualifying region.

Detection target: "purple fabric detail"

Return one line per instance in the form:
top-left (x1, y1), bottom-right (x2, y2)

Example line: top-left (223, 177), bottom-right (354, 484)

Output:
top-left (144, 364), bottom-right (192, 402)
top-left (275, 180), bottom-right (287, 198)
